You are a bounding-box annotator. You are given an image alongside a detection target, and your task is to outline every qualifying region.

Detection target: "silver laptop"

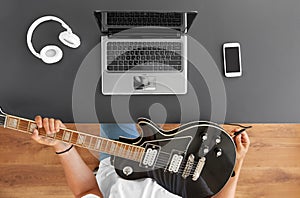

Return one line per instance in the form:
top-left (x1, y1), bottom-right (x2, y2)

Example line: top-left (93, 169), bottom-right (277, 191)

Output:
top-left (94, 11), bottom-right (197, 95)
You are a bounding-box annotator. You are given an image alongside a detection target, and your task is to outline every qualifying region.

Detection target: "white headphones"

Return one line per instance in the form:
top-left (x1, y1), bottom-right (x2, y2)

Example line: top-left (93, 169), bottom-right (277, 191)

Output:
top-left (26, 15), bottom-right (81, 64)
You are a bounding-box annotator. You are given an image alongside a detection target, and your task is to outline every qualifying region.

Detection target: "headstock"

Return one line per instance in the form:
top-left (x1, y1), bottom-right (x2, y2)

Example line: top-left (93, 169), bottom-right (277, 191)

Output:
top-left (0, 107), bottom-right (7, 126)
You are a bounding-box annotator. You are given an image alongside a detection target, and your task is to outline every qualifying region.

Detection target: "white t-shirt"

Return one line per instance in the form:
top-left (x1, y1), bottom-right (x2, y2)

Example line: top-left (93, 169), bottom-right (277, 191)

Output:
top-left (83, 157), bottom-right (181, 198)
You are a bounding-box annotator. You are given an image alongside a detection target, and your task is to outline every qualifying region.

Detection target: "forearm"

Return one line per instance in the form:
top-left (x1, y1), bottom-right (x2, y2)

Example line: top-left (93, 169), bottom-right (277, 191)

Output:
top-left (213, 159), bottom-right (244, 198)
top-left (32, 117), bottom-right (102, 197)
top-left (54, 143), bottom-right (102, 198)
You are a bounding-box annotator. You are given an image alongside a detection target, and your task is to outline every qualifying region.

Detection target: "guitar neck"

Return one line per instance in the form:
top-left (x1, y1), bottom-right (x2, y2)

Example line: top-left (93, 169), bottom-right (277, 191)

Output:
top-left (3, 114), bottom-right (145, 162)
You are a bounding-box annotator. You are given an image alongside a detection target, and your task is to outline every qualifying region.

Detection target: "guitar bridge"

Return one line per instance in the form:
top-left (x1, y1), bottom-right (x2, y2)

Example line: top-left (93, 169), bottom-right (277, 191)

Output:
top-left (192, 157), bottom-right (206, 181)
top-left (182, 154), bottom-right (194, 179)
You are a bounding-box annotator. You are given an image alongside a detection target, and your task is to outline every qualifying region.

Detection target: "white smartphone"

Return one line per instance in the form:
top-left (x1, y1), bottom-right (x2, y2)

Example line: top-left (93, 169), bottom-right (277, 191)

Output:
top-left (223, 42), bottom-right (242, 77)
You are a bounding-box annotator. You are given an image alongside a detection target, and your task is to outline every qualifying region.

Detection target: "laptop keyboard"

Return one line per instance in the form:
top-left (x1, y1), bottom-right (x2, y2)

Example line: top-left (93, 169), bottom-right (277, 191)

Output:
top-left (106, 41), bottom-right (182, 72)
top-left (106, 12), bottom-right (182, 27)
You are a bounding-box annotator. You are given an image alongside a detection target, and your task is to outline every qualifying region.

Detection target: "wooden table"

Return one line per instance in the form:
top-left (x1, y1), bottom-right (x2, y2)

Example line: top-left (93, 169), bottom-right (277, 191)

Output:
top-left (0, 124), bottom-right (299, 198)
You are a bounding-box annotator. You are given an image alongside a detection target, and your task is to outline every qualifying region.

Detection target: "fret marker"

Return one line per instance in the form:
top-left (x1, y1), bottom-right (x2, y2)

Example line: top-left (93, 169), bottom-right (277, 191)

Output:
top-left (77, 134), bottom-right (85, 145)
top-left (7, 118), bottom-right (18, 129)
top-left (63, 131), bottom-right (71, 141)
top-left (95, 139), bottom-right (101, 150)
top-left (111, 142), bottom-right (116, 153)
top-left (29, 123), bottom-right (37, 132)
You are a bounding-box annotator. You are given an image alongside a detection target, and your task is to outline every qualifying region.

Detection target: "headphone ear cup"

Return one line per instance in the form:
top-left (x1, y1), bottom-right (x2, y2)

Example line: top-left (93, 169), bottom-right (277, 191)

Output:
top-left (59, 31), bottom-right (81, 48)
top-left (40, 45), bottom-right (63, 64)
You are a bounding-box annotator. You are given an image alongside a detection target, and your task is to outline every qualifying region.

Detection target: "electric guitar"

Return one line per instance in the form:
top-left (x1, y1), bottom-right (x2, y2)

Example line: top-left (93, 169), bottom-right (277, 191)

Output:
top-left (0, 108), bottom-right (236, 198)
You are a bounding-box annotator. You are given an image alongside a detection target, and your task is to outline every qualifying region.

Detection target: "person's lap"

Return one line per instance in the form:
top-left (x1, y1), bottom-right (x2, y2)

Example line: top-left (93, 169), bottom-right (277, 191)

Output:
top-left (99, 123), bottom-right (139, 161)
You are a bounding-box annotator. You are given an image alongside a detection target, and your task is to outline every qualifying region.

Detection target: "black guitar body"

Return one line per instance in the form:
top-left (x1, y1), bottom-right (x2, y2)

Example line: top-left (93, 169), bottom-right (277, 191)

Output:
top-left (111, 118), bottom-right (236, 198)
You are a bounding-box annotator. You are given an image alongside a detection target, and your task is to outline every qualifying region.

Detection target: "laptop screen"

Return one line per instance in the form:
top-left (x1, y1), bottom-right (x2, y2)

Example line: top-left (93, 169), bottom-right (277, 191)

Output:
top-left (94, 11), bottom-right (197, 35)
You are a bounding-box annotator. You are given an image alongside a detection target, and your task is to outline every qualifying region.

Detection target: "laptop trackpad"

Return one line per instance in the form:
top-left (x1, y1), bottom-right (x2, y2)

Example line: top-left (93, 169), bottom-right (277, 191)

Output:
top-left (134, 76), bottom-right (156, 91)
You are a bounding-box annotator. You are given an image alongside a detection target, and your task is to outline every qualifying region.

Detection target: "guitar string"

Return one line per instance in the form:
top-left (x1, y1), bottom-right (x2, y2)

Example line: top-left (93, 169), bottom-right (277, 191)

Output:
top-left (18, 122), bottom-right (210, 173)
top-left (148, 160), bottom-right (196, 172)
top-left (17, 122), bottom-right (145, 160)
top-left (156, 155), bottom-right (210, 174)
top-left (152, 164), bottom-right (198, 175)
top-left (151, 153), bottom-right (206, 167)
top-left (156, 159), bottom-right (202, 170)
top-left (15, 122), bottom-right (231, 178)
top-left (152, 124), bottom-right (241, 173)
top-left (154, 160), bottom-right (199, 172)
top-left (150, 153), bottom-right (211, 173)
top-left (19, 122), bottom-right (204, 156)
top-left (147, 157), bottom-right (204, 172)
top-left (153, 163), bottom-right (197, 173)
top-left (18, 118), bottom-right (199, 175)
top-left (113, 155), bottom-right (199, 175)
top-left (158, 158), bottom-right (201, 173)
top-left (18, 133), bottom-right (204, 175)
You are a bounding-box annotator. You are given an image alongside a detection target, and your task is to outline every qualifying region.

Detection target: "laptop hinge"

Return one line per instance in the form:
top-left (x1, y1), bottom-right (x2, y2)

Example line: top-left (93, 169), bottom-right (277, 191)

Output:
top-left (108, 32), bottom-right (181, 38)
top-left (108, 28), bottom-right (182, 39)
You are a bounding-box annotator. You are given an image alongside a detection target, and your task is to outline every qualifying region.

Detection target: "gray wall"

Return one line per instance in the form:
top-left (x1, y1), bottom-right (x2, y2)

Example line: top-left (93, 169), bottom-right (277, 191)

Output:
top-left (1, 0), bottom-right (300, 123)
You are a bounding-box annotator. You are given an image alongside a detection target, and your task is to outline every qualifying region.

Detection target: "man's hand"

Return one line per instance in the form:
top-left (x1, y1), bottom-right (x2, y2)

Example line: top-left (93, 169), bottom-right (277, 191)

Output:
top-left (213, 129), bottom-right (250, 198)
top-left (30, 116), bottom-right (102, 197)
top-left (232, 128), bottom-right (250, 161)
top-left (31, 115), bottom-right (71, 152)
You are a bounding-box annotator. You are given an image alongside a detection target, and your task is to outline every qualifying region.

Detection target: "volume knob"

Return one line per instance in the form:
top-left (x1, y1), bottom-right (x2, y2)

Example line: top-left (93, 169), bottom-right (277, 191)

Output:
top-left (203, 146), bottom-right (209, 154)
top-left (214, 148), bottom-right (222, 157)
top-left (202, 133), bottom-right (208, 141)
top-left (215, 136), bottom-right (221, 144)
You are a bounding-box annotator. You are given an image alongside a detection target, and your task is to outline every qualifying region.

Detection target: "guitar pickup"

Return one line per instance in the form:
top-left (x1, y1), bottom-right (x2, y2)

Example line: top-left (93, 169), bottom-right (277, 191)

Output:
top-left (166, 150), bottom-right (185, 173)
top-left (139, 143), bottom-right (161, 169)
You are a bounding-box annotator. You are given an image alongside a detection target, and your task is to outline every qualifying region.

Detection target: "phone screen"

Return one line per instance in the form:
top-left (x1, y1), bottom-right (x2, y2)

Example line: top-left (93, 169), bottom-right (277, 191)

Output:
top-left (225, 47), bottom-right (240, 72)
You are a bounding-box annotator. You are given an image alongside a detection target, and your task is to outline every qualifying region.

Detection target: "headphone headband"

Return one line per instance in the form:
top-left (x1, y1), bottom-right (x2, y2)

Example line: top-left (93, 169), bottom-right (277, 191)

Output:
top-left (26, 15), bottom-right (72, 58)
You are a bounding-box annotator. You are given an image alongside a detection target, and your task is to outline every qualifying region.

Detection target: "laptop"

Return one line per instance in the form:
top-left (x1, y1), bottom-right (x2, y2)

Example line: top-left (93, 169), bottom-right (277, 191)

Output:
top-left (94, 11), bottom-right (197, 95)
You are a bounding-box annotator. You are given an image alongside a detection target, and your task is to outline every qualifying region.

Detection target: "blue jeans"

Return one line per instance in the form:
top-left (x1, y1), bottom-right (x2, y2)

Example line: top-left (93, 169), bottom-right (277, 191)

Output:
top-left (99, 123), bottom-right (139, 161)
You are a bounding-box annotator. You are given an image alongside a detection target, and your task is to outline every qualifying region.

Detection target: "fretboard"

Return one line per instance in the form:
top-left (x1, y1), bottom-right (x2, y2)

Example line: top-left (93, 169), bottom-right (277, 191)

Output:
top-left (3, 114), bottom-right (145, 162)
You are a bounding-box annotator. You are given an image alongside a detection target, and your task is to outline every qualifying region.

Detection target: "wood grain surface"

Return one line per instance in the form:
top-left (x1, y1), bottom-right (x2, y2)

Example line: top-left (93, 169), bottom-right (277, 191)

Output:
top-left (0, 123), bottom-right (299, 198)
